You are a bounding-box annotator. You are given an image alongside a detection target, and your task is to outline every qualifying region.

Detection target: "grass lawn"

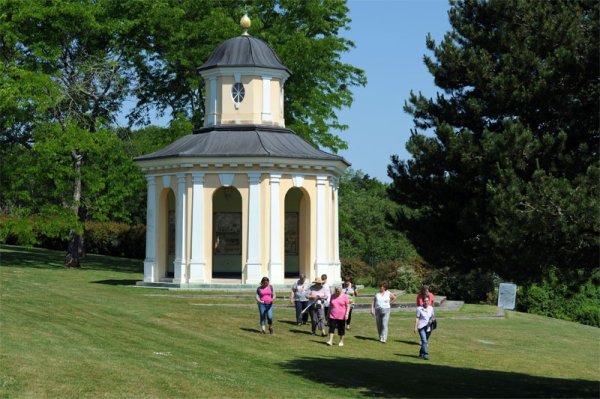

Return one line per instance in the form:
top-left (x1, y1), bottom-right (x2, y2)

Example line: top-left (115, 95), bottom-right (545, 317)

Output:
top-left (1, 245), bottom-right (599, 398)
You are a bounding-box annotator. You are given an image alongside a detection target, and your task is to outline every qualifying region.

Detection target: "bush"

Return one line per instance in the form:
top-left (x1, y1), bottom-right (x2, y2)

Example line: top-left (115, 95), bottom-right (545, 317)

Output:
top-left (424, 267), bottom-right (500, 303)
top-left (85, 221), bottom-right (146, 259)
top-left (520, 267), bottom-right (600, 327)
top-left (340, 257), bottom-right (370, 283)
top-left (369, 259), bottom-right (426, 291)
top-left (0, 215), bottom-right (145, 259)
top-left (0, 215), bottom-right (38, 246)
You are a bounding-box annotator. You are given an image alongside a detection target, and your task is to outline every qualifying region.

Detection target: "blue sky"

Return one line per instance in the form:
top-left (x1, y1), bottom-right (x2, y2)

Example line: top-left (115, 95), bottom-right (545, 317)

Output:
top-left (337, 0), bottom-right (451, 182)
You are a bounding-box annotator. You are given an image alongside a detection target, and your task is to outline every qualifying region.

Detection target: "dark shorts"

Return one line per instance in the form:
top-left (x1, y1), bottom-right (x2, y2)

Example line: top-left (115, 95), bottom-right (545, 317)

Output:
top-left (328, 318), bottom-right (346, 336)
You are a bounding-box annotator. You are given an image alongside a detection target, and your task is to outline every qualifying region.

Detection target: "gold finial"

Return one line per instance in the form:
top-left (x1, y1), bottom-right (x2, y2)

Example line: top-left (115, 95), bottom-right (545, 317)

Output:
top-left (240, 14), bottom-right (251, 36)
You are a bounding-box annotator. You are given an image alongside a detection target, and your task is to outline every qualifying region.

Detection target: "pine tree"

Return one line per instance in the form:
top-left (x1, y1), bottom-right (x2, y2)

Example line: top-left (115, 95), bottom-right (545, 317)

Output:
top-left (388, 0), bottom-right (599, 283)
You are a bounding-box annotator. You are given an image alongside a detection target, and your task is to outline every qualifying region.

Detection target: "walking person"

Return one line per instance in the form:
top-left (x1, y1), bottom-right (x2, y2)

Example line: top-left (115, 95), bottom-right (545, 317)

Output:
top-left (370, 281), bottom-right (396, 343)
top-left (256, 277), bottom-right (276, 335)
top-left (326, 286), bottom-right (350, 346)
top-left (341, 276), bottom-right (358, 330)
top-left (307, 277), bottom-right (328, 336)
top-left (321, 274), bottom-right (332, 323)
top-left (414, 295), bottom-right (435, 359)
top-left (416, 284), bottom-right (435, 307)
top-left (290, 273), bottom-right (310, 325)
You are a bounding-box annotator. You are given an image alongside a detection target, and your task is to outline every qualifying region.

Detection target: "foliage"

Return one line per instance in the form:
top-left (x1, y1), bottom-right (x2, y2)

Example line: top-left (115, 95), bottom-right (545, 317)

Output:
top-left (520, 267), bottom-right (600, 327)
top-left (388, 0), bottom-right (600, 287)
top-left (339, 257), bottom-right (370, 283)
top-left (84, 221), bottom-right (145, 259)
top-left (368, 260), bottom-right (425, 292)
top-left (115, 0), bottom-right (366, 151)
top-left (0, 215), bottom-right (145, 259)
top-left (0, 213), bottom-right (76, 247)
top-left (339, 169), bottom-right (419, 265)
top-left (424, 267), bottom-right (502, 304)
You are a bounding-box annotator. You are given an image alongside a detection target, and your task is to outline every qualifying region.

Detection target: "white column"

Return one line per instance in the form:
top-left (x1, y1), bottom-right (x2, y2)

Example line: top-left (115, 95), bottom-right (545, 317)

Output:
top-left (314, 175), bottom-right (329, 277)
top-left (269, 173), bottom-right (283, 283)
top-left (189, 172), bottom-right (206, 284)
top-left (261, 76), bottom-right (272, 122)
top-left (208, 77), bottom-right (217, 126)
top-left (143, 175), bottom-right (157, 282)
top-left (173, 173), bottom-right (187, 284)
top-left (330, 177), bottom-right (341, 284)
top-left (246, 172), bottom-right (262, 284)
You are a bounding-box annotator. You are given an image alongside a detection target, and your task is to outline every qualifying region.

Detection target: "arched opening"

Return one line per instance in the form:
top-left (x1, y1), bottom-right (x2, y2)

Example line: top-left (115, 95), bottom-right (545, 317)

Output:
top-left (166, 190), bottom-right (176, 278)
top-left (212, 186), bottom-right (243, 279)
top-left (284, 187), bottom-right (309, 278)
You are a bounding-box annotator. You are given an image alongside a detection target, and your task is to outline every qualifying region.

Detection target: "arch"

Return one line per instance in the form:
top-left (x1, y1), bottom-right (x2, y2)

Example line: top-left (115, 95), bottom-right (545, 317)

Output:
top-left (157, 188), bottom-right (176, 280)
top-left (284, 187), bottom-right (311, 278)
top-left (212, 186), bottom-right (243, 279)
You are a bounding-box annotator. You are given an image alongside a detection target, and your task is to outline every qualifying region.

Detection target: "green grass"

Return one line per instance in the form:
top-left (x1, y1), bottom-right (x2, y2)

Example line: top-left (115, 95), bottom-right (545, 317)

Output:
top-left (1, 245), bottom-right (599, 398)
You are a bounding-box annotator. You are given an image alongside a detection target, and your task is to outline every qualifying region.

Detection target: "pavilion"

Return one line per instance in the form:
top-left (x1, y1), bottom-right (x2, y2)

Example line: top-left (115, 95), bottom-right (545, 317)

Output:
top-left (135, 15), bottom-right (349, 287)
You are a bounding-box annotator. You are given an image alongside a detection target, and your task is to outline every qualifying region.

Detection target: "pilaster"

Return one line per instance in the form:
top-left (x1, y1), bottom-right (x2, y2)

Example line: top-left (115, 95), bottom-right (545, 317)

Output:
top-left (144, 175), bottom-right (157, 282)
top-left (189, 172), bottom-right (206, 283)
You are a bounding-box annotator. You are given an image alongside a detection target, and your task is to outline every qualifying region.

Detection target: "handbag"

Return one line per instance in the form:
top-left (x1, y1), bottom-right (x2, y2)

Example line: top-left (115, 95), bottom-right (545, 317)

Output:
top-left (430, 319), bottom-right (437, 331)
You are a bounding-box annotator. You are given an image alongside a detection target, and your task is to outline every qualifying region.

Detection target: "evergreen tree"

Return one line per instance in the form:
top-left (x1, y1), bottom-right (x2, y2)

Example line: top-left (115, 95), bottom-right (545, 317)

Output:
top-left (388, 0), bottom-right (599, 284)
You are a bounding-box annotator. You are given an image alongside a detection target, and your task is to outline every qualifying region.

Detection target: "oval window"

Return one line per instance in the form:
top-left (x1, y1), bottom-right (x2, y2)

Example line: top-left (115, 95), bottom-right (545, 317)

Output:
top-left (232, 82), bottom-right (245, 104)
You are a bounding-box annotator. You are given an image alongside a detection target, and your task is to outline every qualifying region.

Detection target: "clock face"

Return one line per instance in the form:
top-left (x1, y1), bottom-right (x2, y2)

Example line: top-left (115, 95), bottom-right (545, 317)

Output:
top-left (232, 82), bottom-right (245, 104)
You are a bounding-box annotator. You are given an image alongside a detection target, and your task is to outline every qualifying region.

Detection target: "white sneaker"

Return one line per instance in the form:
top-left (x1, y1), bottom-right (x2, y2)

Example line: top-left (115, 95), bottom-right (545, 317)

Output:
top-left (326, 341), bottom-right (332, 346)
top-left (338, 342), bottom-right (344, 347)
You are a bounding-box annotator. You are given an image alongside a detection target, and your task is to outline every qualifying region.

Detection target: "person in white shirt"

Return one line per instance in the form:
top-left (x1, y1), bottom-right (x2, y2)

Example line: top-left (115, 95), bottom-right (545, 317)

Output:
top-left (414, 295), bottom-right (435, 359)
top-left (370, 281), bottom-right (396, 343)
top-left (290, 273), bottom-right (310, 325)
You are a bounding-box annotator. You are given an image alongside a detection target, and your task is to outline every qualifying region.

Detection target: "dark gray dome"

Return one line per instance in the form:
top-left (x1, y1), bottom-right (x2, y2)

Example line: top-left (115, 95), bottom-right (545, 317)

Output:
top-left (198, 36), bottom-right (291, 74)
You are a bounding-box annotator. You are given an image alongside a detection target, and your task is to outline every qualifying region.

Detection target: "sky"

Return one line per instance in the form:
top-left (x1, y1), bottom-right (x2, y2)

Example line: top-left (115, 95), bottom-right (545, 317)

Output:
top-left (337, 0), bottom-right (452, 182)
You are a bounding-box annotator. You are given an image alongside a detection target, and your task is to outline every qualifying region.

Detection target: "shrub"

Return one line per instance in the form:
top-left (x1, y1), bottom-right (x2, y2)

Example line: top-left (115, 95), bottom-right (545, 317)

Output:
top-left (0, 214), bottom-right (145, 259)
top-left (340, 257), bottom-right (370, 283)
top-left (369, 260), bottom-right (425, 291)
top-left (520, 267), bottom-right (600, 327)
top-left (85, 221), bottom-right (145, 259)
top-left (424, 267), bottom-right (500, 303)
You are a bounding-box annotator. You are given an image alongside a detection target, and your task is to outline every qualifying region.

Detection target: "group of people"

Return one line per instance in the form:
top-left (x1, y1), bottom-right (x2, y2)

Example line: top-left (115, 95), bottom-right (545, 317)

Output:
top-left (256, 276), bottom-right (436, 358)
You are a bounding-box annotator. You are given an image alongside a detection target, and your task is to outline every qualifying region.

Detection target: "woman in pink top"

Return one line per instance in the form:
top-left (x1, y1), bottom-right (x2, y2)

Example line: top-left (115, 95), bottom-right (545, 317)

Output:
top-left (326, 286), bottom-right (350, 347)
top-left (255, 277), bottom-right (276, 334)
top-left (416, 284), bottom-right (435, 307)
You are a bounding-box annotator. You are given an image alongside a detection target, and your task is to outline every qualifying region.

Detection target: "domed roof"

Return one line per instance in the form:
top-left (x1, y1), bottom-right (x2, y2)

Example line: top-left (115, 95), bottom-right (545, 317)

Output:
top-left (198, 35), bottom-right (291, 74)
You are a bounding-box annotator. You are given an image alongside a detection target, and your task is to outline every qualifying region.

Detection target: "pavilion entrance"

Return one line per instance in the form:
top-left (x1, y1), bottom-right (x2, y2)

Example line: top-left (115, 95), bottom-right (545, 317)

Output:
top-left (212, 186), bottom-right (243, 279)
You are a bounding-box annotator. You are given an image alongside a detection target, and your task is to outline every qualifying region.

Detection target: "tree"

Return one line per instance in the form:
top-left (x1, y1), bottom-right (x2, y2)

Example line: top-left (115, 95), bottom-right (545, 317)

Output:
top-left (388, 0), bottom-right (599, 284)
top-left (1, 0), bottom-right (135, 266)
top-left (118, 0), bottom-right (366, 151)
top-left (339, 170), bottom-right (418, 265)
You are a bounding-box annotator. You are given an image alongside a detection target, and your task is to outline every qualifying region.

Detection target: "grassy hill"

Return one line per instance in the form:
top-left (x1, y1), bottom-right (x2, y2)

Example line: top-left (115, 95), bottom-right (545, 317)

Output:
top-left (1, 245), bottom-right (598, 398)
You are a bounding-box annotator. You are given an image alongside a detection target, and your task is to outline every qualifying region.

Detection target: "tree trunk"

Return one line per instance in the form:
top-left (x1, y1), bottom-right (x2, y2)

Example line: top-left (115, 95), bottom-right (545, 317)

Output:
top-left (65, 149), bottom-right (84, 268)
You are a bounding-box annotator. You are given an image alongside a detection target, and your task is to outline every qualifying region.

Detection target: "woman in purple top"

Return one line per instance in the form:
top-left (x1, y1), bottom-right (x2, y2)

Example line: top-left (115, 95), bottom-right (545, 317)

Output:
top-left (326, 286), bottom-right (350, 347)
top-left (256, 276), bottom-right (276, 334)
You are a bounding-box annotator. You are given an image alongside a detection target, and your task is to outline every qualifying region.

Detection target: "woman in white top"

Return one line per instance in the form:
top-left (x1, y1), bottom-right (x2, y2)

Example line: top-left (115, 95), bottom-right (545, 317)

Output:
top-left (370, 281), bottom-right (396, 343)
top-left (414, 295), bottom-right (435, 359)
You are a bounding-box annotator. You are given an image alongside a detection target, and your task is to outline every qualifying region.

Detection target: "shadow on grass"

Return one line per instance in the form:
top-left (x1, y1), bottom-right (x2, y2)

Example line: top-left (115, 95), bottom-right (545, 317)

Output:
top-left (354, 335), bottom-right (380, 342)
top-left (1, 245), bottom-right (142, 273)
top-left (240, 327), bottom-right (261, 334)
top-left (91, 279), bottom-right (139, 286)
top-left (395, 339), bottom-right (420, 346)
top-left (280, 357), bottom-right (599, 398)
top-left (288, 329), bottom-right (313, 335)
